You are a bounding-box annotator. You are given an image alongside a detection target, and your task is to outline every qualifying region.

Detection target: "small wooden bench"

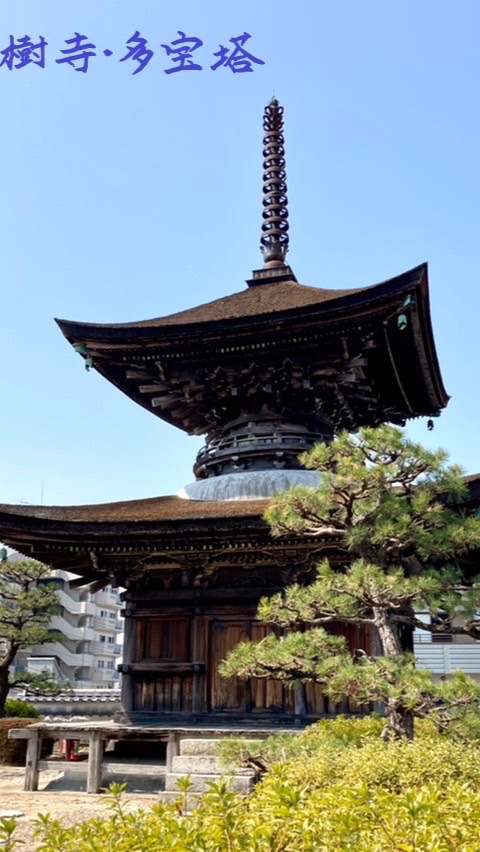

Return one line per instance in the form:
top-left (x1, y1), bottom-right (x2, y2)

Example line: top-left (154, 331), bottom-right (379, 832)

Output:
top-left (8, 723), bottom-right (281, 794)
top-left (8, 723), bottom-right (180, 794)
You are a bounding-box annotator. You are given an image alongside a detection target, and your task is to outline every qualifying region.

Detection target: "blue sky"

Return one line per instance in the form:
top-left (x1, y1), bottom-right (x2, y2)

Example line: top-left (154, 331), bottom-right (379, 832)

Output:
top-left (1, 0), bottom-right (479, 507)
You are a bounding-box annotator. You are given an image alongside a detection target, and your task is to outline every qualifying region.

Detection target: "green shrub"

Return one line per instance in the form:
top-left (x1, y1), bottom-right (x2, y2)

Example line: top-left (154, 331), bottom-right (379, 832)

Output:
top-left (3, 722), bottom-right (480, 850)
top-left (253, 735), bottom-right (480, 796)
top-left (23, 776), bottom-right (480, 852)
top-left (0, 718), bottom-right (36, 765)
top-left (219, 714), bottom-right (386, 773)
top-left (5, 698), bottom-right (39, 718)
top-left (246, 779), bottom-right (480, 851)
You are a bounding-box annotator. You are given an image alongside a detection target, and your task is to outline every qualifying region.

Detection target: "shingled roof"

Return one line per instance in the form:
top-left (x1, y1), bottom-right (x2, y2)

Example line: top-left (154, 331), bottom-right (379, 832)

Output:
top-left (1, 477), bottom-right (478, 583)
top-left (0, 495), bottom-right (268, 525)
top-left (56, 265), bottom-right (426, 338)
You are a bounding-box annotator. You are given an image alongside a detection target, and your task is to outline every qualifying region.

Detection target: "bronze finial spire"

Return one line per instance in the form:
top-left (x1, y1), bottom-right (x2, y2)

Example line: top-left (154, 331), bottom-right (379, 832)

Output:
top-left (260, 97), bottom-right (289, 267)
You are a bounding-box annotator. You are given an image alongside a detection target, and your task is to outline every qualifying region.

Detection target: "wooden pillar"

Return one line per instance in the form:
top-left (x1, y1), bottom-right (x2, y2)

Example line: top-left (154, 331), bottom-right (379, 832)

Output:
top-left (294, 684), bottom-right (307, 717)
top-left (166, 732), bottom-right (180, 774)
top-left (24, 731), bottom-right (41, 791)
top-left (121, 606), bottom-right (135, 712)
top-left (191, 611), bottom-right (205, 714)
top-left (87, 732), bottom-right (104, 794)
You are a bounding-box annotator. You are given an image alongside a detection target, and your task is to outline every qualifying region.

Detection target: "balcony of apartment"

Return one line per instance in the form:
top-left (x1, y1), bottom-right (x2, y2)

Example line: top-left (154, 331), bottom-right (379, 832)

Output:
top-left (414, 634), bottom-right (480, 675)
top-left (50, 615), bottom-right (94, 642)
top-left (30, 641), bottom-right (94, 669)
top-left (94, 588), bottom-right (121, 608)
top-left (58, 589), bottom-right (96, 617)
top-left (91, 640), bottom-right (120, 656)
top-left (93, 615), bottom-right (121, 633)
top-left (91, 667), bottom-right (119, 684)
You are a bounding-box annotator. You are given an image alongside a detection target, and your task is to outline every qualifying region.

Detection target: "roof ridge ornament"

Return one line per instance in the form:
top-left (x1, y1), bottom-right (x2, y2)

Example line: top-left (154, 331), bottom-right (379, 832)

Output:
top-left (260, 97), bottom-right (289, 268)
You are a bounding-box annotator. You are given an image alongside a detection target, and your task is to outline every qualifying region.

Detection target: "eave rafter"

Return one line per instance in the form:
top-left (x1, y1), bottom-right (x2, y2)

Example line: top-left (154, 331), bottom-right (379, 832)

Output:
top-left (1, 518), bottom-right (335, 592)
top-left (57, 265), bottom-right (447, 443)
top-left (109, 324), bottom-right (414, 435)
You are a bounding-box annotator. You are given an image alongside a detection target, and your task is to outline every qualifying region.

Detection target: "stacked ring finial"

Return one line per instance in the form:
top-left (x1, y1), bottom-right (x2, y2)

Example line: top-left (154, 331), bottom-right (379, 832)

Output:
top-left (260, 98), bottom-right (289, 265)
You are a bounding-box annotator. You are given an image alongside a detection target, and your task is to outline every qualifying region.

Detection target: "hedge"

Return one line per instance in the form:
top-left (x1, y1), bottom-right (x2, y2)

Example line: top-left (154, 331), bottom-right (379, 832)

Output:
top-left (0, 718), bottom-right (53, 765)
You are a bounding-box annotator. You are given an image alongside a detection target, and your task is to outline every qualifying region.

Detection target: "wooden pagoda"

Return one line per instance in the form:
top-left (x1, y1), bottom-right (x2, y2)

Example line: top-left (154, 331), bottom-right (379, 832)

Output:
top-left (0, 100), bottom-right (448, 726)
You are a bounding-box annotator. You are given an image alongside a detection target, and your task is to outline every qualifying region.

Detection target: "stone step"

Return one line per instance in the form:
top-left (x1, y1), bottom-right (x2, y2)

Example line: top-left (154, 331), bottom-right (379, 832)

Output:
top-left (165, 772), bottom-right (254, 794)
top-left (179, 738), bottom-right (221, 756)
top-left (171, 755), bottom-right (254, 775)
top-left (179, 737), bottom-right (263, 756)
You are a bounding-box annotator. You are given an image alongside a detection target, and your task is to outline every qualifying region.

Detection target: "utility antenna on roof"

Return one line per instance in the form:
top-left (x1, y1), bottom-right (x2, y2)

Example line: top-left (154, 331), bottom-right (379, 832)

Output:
top-left (260, 97), bottom-right (289, 268)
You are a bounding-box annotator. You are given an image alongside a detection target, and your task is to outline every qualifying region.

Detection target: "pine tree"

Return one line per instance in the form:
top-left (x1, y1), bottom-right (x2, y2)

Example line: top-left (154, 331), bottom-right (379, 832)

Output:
top-left (221, 426), bottom-right (480, 738)
top-left (0, 558), bottom-right (60, 716)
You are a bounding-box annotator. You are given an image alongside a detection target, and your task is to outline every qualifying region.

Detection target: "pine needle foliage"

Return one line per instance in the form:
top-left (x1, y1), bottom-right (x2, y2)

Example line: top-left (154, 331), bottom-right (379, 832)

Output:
top-left (221, 426), bottom-right (480, 739)
top-left (0, 559), bottom-right (60, 716)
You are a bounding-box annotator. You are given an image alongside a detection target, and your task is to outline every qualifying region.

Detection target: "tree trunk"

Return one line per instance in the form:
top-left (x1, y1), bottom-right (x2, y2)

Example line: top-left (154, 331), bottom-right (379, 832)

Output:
top-left (373, 609), bottom-right (415, 738)
top-left (0, 666), bottom-right (10, 718)
top-left (373, 608), bottom-right (402, 656)
top-left (382, 700), bottom-right (414, 740)
top-left (0, 643), bottom-right (19, 717)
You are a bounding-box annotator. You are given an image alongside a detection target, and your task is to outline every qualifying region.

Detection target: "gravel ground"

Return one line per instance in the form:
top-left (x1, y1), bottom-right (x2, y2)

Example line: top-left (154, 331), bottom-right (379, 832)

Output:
top-left (0, 765), bottom-right (162, 848)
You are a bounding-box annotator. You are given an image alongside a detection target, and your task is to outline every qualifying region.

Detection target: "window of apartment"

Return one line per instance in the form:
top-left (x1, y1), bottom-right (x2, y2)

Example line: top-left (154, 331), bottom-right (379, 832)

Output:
top-left (99, 635), bottom-right (106, 643)
top-left (97, 660), bottom-right (105, 669)
top-left (106, 661), bottom-right (114, 669)
top-left (108, 612), bottom-right (116, 620)
top-left (107, 636), bottom-right (115, 644)
top-left (99, 610), bottom-right (108, 618)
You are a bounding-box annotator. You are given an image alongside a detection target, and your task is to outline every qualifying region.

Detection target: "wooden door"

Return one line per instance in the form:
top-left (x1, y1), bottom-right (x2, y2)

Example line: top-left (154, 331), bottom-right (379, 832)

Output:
top-left (208, 619), bottom-right (293, 715)
top-left (132, 615), bottom-right (193, 713)
top-left (249, 623), bottom-right (291, 713)
top-left (209, 620), bottom-right (250, 712)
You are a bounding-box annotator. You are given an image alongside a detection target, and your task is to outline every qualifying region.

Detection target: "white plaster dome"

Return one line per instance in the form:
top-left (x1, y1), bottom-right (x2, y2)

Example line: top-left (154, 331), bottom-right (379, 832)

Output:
top-left (177, 469), bottom-right (320, 501)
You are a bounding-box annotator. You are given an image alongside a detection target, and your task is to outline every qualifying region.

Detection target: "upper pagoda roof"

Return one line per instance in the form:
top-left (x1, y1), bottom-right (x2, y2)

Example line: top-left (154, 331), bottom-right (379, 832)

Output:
top-left (57, 264), bottom-right (425, 338)
top-left (57, 276), bottom-right (372, 336)
top-left (55, 262), bottom-right (448, 436)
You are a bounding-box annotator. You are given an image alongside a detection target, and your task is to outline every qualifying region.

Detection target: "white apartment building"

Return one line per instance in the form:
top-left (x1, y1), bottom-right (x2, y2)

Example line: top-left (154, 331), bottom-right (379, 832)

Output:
top-left (15, 569), bottom-right (123, 689)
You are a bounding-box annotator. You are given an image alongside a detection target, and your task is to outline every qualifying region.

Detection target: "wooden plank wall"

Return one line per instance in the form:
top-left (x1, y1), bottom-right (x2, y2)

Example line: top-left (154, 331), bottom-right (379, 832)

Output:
top-left (129, 609), bottom-right (371, 716)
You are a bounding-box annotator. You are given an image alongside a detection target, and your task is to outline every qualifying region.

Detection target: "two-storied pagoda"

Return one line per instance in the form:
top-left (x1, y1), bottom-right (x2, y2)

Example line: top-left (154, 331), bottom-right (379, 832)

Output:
top-left (0, 100), bottom-right (448, 725)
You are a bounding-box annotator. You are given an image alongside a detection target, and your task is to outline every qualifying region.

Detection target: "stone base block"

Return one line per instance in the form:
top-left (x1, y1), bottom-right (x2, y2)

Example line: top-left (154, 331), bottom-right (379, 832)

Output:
top-left (165, 772), bottom-right (254, 794)
top-left (171, 755), bottom-right (254, 775)
top-left (179, 738), bottom-right (221, 756)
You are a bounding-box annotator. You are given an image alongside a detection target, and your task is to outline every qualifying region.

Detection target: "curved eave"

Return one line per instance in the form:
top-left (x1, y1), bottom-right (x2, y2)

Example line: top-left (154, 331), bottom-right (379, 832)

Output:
top-left (55, 262), bottom-right (448, 429)
top-left (56, 264), bottom-right (429, 342)
top-left (410, 268), bottom-right (449, 410)
top-left (0, 497), bottom-right (269, 530)
top-left (382, 266), bottom-right (449, 415)
top-left (0, 497), bottom-right (271, 579)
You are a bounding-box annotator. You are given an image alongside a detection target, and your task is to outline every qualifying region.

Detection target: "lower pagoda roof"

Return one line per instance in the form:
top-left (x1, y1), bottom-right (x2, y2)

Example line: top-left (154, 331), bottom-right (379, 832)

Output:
top-left (1, 475), bottom-right (479, 589)
top-left (0, 496), bottom-right (277, 588)
top-left (0, 495), bottom-right (268, 525)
